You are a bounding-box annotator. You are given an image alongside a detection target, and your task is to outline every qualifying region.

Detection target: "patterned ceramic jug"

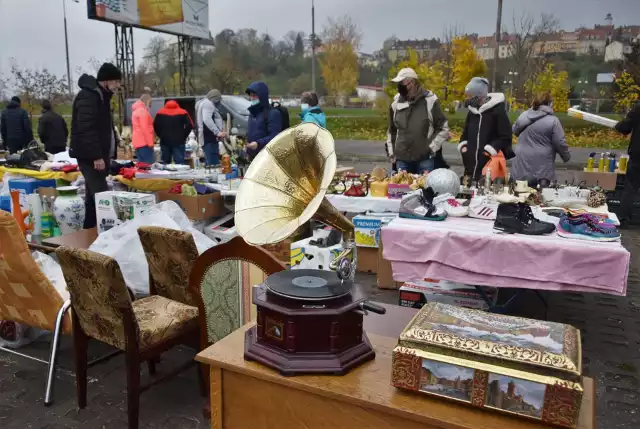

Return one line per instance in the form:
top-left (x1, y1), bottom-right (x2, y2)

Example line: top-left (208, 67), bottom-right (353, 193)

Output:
top-left (53, 186), bottom-right (85, 235)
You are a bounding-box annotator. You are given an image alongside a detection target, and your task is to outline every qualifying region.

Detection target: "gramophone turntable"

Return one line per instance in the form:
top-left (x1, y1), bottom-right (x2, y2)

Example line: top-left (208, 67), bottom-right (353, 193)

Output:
top-left (234, 123), bottom-right (386, 376)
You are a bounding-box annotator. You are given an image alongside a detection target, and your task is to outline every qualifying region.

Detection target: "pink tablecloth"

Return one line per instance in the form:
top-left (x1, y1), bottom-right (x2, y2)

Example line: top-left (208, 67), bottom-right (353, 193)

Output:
top-left (382, 217), bottom-right (630, 296)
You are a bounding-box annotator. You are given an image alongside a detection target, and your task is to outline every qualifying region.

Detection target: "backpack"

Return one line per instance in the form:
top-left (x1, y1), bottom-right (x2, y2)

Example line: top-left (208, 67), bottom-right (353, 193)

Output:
top-left (263, 101), bottom-right (290, 133)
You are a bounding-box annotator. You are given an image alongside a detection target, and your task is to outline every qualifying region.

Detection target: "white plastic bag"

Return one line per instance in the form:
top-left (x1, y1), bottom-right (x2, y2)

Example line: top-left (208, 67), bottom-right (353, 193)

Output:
top-left (89, 201), bottom-right (216, 296)
top-left (32, 251), bottom-right (70, 301)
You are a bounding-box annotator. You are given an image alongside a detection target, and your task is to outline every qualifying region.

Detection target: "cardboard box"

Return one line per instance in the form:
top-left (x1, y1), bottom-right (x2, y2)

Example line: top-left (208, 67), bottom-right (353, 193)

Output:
top-left (353, 215), bottom-right (395, 248)
top-left (387, 183), bottom-right (412, 199)
top-left (205, 225), bottom-right (238, 244)
top-left (398, 279), bottom-right (497, 311)
top-left (291, 234), bottom-right (343, 271)
top-left (157, 191), bottom-right (226, 220)
top-left (356, 247), bottom-right (378, 273)
top-left (96, 191), bottom-right (156, 234)
top-left (9, 178), bottom-right (56, 211)
top-left (576, 170), bottom-right (618, 191)
top-left (377, 240), bottom-right (400, 289)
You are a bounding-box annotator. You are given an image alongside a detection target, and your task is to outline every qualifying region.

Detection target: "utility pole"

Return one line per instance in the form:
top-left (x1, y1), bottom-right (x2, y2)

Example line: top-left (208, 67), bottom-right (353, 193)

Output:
top-left (311, 0), bottom-right (317, 92)
top-left (62, 0), bottom-right (75, 98)
top-left (492, 0), bottom-right (503, 91)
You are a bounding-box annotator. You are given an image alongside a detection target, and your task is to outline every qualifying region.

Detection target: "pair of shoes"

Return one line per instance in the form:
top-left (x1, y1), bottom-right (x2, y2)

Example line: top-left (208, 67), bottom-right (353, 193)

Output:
top-left (557, 213), bottom-right (621, 242)
top-left (493, 203), bottom-right (556, 235)
top-left (433, 193), bottom-right (469, 217)
top-left (399, 188), bottom-right (448, 221)
top-left (566, 210), bottom-right (617, 228)
top-left (468, 196), bottom-right (499, 220)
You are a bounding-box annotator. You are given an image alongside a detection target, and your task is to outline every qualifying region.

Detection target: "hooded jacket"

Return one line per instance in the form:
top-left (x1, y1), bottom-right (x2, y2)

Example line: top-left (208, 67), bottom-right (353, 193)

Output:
top-left (300, 106), bottom-right (327, 128)
top-left (511, 105), bottom-right (570, 182)
top-left (70, 74), bottom-right (116, 162)
top-left (386, 89), bottom-right (449, 162)
top-left (153, 100), bottom-right (193, 146)
top-left (38, 107), bottom-right (68, 154)
top-left (1, 99), bottom-right (33, 153)
top-left (246, 81), bottom-right (283, 158)
top-left (131, 100), bottom-right (155, 149)
top-left (458, 93), bottom-right (513, 179)
top-left (616, 101), bottom-right (640, 158)
top-left (197, 97), bottom-right (224, 145)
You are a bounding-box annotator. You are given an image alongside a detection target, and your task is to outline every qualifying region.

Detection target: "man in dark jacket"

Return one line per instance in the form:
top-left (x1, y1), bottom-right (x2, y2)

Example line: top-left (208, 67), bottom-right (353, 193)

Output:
top-left (458, 77), bottom-right (513, 181)
top-left (615, 101), bottom-right (640, 224)
top-left (1, 96), bottom-right (33, 153)
top-left (38, 100), bottom-right (68, 154)
top-left (153, 100), bottom-right (193, 164)
top-left (386, 68), bottom-right (449, 174)
top-left (70, 62), bottom-right (121, 229)
top-left (245, 81), bottom-right (283, 159)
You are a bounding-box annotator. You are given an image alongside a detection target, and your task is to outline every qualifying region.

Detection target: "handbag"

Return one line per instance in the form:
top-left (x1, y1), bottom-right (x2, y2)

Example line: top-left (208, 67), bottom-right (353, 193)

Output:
top-left (19, 141), bottom-right (49, 166)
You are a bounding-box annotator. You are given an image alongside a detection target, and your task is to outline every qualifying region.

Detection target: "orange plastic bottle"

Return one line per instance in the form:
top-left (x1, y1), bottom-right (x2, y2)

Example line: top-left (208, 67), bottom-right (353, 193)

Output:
top-left (221, 154), bottom-right (232, 174)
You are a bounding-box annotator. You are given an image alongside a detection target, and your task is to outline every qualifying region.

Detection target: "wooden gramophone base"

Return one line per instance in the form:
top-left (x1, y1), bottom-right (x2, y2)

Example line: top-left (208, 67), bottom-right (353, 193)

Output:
top-left (244, 326), bottom-right (375, 376)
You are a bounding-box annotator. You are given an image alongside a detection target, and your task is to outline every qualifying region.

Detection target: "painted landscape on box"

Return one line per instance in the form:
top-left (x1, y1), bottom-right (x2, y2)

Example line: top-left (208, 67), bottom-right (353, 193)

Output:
top-left (418, 359), bottom-right (474, 402)
top-left (486, 374), bottom-right (546, 419)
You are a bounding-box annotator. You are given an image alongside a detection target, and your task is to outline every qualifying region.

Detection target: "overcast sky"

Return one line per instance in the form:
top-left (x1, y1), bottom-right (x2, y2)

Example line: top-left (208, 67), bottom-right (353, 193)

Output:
top-left (1, 0), bottom-right (639, 85)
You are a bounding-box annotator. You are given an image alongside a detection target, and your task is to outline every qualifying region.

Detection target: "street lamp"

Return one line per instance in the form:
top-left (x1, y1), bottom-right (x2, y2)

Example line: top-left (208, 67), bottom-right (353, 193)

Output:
top-left (62, 0), bottom-right (79, 98)
top-left (310, 0), bottom-right (317, 92)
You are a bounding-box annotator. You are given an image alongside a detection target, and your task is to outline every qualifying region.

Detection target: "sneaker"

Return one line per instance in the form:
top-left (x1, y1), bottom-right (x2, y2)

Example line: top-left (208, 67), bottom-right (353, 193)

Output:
top-left (493, 203), bottom-right (555, 235)
top-left (566, 210), bottom-right (617, 228)
top-left (433, 193), bottom-right (469, 217)
top-left (557, 214), bottom-right (621, 242)
top-left (519, 203), bottom-right (556, 234)
top-left (468, 196), bottom-right (499, 220)
top-left (399, 187), bottom-right (448, 221)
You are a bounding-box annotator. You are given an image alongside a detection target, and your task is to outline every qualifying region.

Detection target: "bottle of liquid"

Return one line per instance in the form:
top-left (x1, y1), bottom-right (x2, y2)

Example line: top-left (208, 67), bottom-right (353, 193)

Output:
top-left (484, 169), bottom-right (492, 195)
top-left (586, 153), bottom-right (595, 171)
top-left (598, 153), bottom-right (606, 172)
top-left (619, 154), bottom-right (629, 174)
top-left (609, 153), bottom-right (617, 173)
top-left (221, 154), bottom-right (232, 174)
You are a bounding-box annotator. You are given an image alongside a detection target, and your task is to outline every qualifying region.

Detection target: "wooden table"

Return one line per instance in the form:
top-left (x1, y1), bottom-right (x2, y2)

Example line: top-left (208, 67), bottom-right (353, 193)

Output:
top-left (29, 227), bottom-right (98, 251)
top-left (196, 304), bottom-right (595, 429)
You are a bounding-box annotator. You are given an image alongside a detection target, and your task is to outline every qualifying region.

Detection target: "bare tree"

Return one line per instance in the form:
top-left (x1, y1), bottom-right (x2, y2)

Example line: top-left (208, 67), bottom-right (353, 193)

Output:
top-left (439, 24), bottom-right (464, 100)
top-left (9, 62), bottom-right (68, 115)
top-left (322, 16), bottom-right (362, 50)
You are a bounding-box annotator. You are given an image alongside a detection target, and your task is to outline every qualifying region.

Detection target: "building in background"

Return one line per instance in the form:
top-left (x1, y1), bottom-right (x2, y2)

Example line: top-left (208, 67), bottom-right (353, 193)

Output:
top-left (387, 39), bottom-right (441, 63)
top-left (355, 85), bottom-right (384, 102)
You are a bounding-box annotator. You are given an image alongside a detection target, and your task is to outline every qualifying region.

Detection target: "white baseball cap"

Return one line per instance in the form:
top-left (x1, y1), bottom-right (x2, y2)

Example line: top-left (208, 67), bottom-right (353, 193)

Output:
top-left (391, 67), bottom-right (419, 83)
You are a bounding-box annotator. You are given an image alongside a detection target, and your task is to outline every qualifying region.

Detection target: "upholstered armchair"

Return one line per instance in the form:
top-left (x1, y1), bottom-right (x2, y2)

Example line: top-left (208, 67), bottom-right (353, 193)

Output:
top-left (56, 247), bottom-right (201, 429)
top-left (0, 210), bottom-right (72, 406)
top-left (137, 226), bottom-right (200, 307)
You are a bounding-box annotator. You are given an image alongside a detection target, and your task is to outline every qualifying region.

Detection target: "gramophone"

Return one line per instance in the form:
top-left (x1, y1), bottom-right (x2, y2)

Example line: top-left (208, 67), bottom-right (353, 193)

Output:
top-left (235, 122), bottom-right (386, 376)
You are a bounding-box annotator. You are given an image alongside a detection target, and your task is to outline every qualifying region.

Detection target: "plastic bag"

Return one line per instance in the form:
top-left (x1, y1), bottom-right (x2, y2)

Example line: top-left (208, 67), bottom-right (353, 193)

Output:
top-left (89, 201), bottom-right (216, 296)
top-left (32, 250), bottom-right (70, 301)
top-left (482, 151), bottom-right (508, 181)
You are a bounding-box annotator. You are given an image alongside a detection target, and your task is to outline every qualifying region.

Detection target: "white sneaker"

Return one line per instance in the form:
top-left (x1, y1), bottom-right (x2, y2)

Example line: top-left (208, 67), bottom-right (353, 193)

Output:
top-left (468, 196), bottom-right (499, 220)
top-left (433, 193), bottom-right (469, 217)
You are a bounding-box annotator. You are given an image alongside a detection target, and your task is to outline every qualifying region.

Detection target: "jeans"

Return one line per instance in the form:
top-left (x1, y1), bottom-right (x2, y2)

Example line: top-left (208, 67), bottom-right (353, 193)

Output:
top-left (203, 141), bottom-right (220, 166)
top-left (160, 144), bottom-right (186, 164)
top-left (78, 159), bottom-right (109, 229)
top-left (396, 158), bottom-right (435, 174)
top-left (619, 158), bottom-right (640, 221)
top-left (135, 146), bottom-right (155, 164)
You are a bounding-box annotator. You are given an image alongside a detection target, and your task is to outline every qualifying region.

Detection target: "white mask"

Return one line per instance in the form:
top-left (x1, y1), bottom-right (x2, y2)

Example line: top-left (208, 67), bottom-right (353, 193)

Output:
top-left (301, 103), bottom-right (310, 111)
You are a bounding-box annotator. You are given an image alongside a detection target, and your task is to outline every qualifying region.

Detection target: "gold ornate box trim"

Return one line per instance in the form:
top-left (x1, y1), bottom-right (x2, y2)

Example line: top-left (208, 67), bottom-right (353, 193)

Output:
top-left (400, 303), bottom-right (582, 378)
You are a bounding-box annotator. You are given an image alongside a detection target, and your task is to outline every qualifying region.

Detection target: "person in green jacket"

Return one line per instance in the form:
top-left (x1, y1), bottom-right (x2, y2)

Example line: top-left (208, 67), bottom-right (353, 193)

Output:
top-left (299, 91), bottom-right (327, 128)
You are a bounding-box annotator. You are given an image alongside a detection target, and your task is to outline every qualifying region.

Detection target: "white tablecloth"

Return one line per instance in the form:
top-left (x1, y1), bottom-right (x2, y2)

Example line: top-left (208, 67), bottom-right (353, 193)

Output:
top-left (326, 195), bottom-right (400, 213)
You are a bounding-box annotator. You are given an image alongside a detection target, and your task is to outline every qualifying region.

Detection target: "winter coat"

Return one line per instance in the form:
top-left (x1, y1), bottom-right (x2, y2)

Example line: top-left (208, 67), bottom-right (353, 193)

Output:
top-left (616, 101), bottom-right (640, 159)
top-left (246, 81), bottom-right (283, 159)
top-left (300, 106), bottom-right (327, 128)
top-left (511, 106), bottom-right (570, 182)
top-left (1, 100), bottom-right (33, 153)
top-left (70, 74), bottom-right (116, 162)
top-left (153, 100), bottom-right (193, 146)
top-left (458, 93), bottom-right (513, 180)
top-left (386, 89), bottom-right (449, 163)
top-left (38, 109), bottom-right (68, 154)
top-left (197, 97), bottom-right (225, 145)
top-left (131, 100), bottom-right (154, 149)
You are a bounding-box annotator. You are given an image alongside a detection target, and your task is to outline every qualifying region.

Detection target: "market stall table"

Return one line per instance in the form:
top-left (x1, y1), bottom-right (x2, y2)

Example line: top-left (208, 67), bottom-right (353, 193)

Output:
top-left (0, 166), bottom-right (81, 182)
top-left (326, 194), bottom-right (400, 213)
top-left (382, 217), bottom-right (630, 300)
top-left (196, 301), bottom-right (596, 429)
top-left (29, 227), bottom-right (98, 251)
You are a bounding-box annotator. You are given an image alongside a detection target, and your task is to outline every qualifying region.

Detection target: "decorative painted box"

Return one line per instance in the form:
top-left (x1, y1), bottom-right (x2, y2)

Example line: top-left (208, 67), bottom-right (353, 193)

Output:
top-left (392, 303), bottom-right (583, 428)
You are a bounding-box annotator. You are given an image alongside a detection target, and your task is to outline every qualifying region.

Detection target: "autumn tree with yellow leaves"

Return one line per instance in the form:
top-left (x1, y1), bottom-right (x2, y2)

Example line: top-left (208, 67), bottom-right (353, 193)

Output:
top-left (320, 16), bottom-right (361, 105)
top-left (614, 71), bottom-right (640, 114)
top-left (525, 64), bottom-right (570, 113)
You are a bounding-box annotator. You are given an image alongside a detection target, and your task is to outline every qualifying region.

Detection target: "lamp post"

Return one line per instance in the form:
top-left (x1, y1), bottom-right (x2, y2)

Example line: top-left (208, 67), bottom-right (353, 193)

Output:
top-left (62, 0), bottom-right (78, 98)
top-left (503, 70), bottom-right (517, 110)
top-left (492, 0), bottom-right (503, 91)
top-left (311, 0), bottom-right (317, 92)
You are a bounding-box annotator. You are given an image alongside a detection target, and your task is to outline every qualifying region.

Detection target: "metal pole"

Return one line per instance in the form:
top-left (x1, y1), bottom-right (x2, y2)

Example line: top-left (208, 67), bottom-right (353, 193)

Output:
top-left (311, 0), bottom-right (317, 92)
top-left (492, 0), bottom-right (503, 91)
top-left (62, 0), bottom-right (73, 97)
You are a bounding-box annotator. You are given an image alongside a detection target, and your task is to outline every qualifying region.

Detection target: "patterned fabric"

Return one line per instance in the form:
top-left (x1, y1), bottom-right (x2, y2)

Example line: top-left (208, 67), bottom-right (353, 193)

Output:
top-left (132, 295), bottom-right (198, 351)
top-left (0, 211), bottom-right (70, 333)
top-left (138, 227), bottom-right (199, 307)
top-left (199, 260), bottom-right (267, 343)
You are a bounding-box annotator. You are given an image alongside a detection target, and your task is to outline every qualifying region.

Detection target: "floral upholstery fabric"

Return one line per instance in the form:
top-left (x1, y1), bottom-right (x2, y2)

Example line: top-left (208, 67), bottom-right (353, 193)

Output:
top-left (0, 211), bottom-right (70, 333)
top-left (132, 295), bottom-right (198, 351)
top-left (56, 247), bottom-right (133, 350)
top-left (138, 227), bottom-right (199, 307)
top-left (200, 260), bottom-right (267, 343)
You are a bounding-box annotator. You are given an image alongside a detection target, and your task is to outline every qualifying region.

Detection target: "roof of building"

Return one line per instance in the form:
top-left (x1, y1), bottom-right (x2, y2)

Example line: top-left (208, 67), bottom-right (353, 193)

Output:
top-left (356, 85), bottom-right (384, 91)
top-left (597, 73), bottom-right (615, 84)
top-left (390, 38), bottom-right (441, 50)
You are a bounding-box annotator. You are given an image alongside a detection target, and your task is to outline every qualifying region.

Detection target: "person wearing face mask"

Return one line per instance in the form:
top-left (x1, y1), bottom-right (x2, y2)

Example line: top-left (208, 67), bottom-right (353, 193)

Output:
top-left (70, 62), bottom-right (122, 229)
top-left (197, 89), bottom-right (226, 165)
top-left (299, 91), bottom-right (326, 128)
top-left (245, 81), bottom-right (284, 159)
top-left (511, 92), bottom-right (570, 184)
top-left (386, 67), bottom-right (450, 174)
top-left (458, 77), bottom-right (513, 182)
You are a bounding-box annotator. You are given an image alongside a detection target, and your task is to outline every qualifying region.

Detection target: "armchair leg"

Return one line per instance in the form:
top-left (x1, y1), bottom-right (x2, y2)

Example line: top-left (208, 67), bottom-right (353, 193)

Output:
top-left (126, 349), bottom-right (141, 429)
top-left (44, 300), bottom-right (72, 407)
top-left (72, 311), bottom-right (89, 409)
top-left (147, 359), bottom-right (156, 375)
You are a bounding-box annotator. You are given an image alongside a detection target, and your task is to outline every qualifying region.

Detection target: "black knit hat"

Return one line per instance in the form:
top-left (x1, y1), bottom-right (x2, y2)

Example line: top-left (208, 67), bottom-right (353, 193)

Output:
top-left (10, 96), bottom-right (21, 104)
top-left (97, 62), bottom-right (122, 82)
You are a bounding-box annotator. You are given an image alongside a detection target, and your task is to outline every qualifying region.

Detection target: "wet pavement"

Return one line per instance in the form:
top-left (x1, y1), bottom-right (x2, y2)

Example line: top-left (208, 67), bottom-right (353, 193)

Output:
top-left (2, 232), bottom-right (639, 428)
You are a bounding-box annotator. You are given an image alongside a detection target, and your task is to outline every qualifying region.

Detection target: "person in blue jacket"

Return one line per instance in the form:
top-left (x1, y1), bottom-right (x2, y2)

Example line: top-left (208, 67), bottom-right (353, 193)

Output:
top-left (245, 81), bottom-right (283, 159)
top-left (299, 91), bottom-right (327, 128)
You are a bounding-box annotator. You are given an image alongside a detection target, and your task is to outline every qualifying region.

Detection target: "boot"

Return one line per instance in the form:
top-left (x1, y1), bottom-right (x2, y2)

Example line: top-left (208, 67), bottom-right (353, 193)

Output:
top-left (493, 203), bottom-right (555, 235)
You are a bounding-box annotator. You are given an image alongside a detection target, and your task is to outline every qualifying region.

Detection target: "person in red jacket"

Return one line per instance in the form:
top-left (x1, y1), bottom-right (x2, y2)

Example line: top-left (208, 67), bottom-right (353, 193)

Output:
top-left (131, 94), bottom-right (155, 163)
top-left (153, 100), bottom-right (193, 164)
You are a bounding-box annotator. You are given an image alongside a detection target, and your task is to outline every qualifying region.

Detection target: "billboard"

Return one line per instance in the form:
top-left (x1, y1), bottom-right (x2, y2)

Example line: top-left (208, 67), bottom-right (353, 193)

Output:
top-left (88, 0), bottom-right (211, 39)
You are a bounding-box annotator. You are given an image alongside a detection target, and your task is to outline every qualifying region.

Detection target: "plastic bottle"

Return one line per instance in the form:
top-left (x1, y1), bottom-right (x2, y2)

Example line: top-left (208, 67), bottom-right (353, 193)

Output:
top-left (598, 153), bottom-right (606, 172)
top-left (221, 154), bottom-right (232, 174)
top-left (609, 154), bottom-right (616, 173)
top-left (619, 154), bottom-right (629, 174)
top-left (586, 153), bottom-right (595, 171)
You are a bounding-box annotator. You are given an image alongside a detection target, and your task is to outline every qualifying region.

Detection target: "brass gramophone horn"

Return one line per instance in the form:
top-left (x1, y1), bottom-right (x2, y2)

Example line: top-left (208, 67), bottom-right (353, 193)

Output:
top-left (234, 123), bottom-right (356, 279)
